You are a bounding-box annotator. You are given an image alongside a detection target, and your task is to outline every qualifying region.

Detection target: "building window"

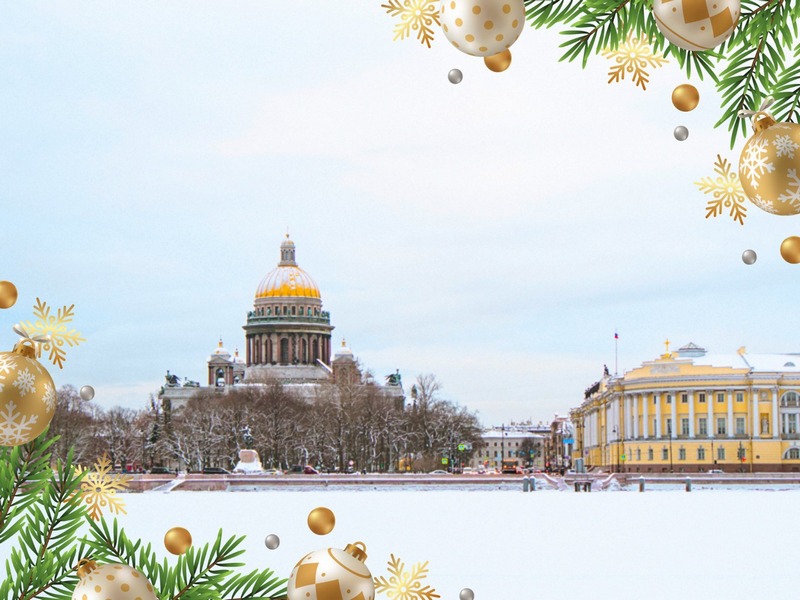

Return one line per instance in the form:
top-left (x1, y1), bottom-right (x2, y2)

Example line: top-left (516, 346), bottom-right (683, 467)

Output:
top-left (785, 413), bottom-right (798, 434)
top-left (636, 449), bottom-right (641, 461)
top-left (716, 418), bottom-right (727, 435)
top-left (717, 447), bottom-right (726, 461)
top-left (761, 413), bottom-right (770, 434)
top-left (647, 448), bottom-right (654, 461)
top-left (698, 447), bottom-right (706, 461)
top-left (653, 418), bottom-right (657, 434)
top-left (736, 417), bottom-right (746, 435)
top-left (667, 395), bottom-right (672, 404)
top-left (699, 417), bottom-right (708, 435)
top-left (786, 448), bottom-right (800, 460)
top-left (717, 392), bottom-right (725, 403)
top-left (781, 391), bottom-right (800, 407)
top-left (736, 392), bottom-right (744, 403)
top-left (653, 397), bottom-right (657, 404)
top-left (666, 418), bottom-right (672, 436)
top-left (662, 448), bottom-right (668, 460)
top-left (699, 393), bottom-right (706, 403)
top-left (679, 448), bottom-right (686, 460)
top-left (681, 393), bottom-right (688, 404)
top-left (681, 418), bottom-right (689, 436)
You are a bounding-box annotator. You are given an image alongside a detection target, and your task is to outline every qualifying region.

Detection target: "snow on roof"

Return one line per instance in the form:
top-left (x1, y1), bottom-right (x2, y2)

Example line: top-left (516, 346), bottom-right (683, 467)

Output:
top-left (690, 352), bottom-right (800, 372)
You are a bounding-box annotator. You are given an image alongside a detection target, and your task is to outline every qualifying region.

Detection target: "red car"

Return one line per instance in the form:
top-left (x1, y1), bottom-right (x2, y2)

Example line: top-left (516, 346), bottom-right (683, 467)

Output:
top-left (303, 466), bottom-right (319, 474)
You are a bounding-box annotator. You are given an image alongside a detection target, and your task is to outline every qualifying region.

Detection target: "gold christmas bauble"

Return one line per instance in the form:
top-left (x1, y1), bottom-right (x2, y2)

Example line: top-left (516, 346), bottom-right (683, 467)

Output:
top-left (440, 0), bottom-right (524, 58)
top-left (738, 114), bottom-right (800, 216)
top-left (0, 281), bottom-right (18, 309)
top-left (307, 507), bottom-right (336, 535)
top-left (0, 340), bottom-right (55, 447)
top-left (780, 236), bottom-right (800, 264)
top-left (484, 49), bottom-right (512, 72)
top-left (164, 526), bottom-right (193, 555)
top-left (653, 0), bottom-right (740, 51)
top-left (72, 560), bottom-right (157, 600)
top-left (672, 84), bottom-right (699, 111)
top-left (287, 542), bottom-right (374, 600)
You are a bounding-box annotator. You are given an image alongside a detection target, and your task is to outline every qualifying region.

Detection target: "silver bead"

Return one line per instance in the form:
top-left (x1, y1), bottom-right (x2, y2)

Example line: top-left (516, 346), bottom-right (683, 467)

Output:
top-left (264, 534), bottom-right (280, 550)
top-left (79, 385), bottom-right (95, 401)
top-left (742, 249), bottom-right (757, 265)
top-left (673, 126), bottom-right (689, 141)
top-left (459, 588), bottom-right (475, 600)
top-left (448, 69), bottom-right (463, 84)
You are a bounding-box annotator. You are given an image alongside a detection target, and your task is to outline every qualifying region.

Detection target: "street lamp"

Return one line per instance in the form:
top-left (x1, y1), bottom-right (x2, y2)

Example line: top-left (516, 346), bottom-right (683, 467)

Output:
top-left (612, 426), bottom-right (620, 473)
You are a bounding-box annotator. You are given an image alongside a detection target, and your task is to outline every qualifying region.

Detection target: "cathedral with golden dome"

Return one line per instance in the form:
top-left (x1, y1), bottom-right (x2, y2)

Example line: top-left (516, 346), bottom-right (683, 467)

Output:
top-left (161, 235), bottom-right (403, 406)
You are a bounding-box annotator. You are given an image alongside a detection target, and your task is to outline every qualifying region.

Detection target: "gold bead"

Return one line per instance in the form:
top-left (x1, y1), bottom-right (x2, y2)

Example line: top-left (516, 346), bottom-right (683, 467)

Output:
top-left (672, 84), bottom-right (700, 112)
top-left (780, 236), bottom-right (800, 264)
top-left (484, 49), bottom-right (512, 72)
top-left (307, 506), bottom-right (336, 535)
top-left (0, 281), bottom-right (18, 309)
top-left (164, 527), bottom-right (193, 555)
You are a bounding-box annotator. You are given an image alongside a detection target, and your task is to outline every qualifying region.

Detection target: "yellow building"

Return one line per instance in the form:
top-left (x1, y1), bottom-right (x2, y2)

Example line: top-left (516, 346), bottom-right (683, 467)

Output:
top-left (570, 342), bottom-right (800, 473)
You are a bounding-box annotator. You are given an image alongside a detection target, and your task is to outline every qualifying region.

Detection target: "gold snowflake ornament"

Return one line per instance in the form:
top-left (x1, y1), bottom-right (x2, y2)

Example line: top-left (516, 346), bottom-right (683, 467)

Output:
top-left (695, 154), bottom-right (748, 225)
top-left (20, 298), bottom-right (85, 368)
top-left (374, 554), bottom-right (440, 600)
top-left (602, 34), bottom-right (668, 90)
top-left (382, 0), bottom-right (440, 48)
top-left (76, 453), bottom-right (132, 521)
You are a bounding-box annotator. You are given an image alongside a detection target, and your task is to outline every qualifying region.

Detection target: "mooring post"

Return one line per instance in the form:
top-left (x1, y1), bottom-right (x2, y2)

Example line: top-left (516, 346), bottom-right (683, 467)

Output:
top-left (685, 477), bottom-right (692, 492)
top-left (574, 481), bottom-right (581, 492)
top-left (522, 476), bottom-right (529, 492)
top-left (638, 476), bottom-right (645, 492)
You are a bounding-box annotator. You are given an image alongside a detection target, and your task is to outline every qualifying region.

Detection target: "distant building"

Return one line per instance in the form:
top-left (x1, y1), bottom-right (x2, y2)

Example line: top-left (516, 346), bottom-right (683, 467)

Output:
top-left (160, 235), bottom-right (403, 410)
top-left (570, 341), bottom-right (800, 472)
top-left (470, 422), bottom-right (548, 471)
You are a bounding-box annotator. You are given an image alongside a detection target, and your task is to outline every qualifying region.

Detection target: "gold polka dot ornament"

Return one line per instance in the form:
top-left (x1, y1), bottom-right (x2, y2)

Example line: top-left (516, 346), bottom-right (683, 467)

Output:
top-left (737, 96), bottom-right (800, 216)
top-left (0, 326), bottom-right (56, 447)
top-left (72, 559), bottom-right (157, 600)
top-left (287, 541), bottom-right (374, 600)
top-left (440, 0), bottom-right (525, 71)
top-left (653, 0), bottom-right (740, 51)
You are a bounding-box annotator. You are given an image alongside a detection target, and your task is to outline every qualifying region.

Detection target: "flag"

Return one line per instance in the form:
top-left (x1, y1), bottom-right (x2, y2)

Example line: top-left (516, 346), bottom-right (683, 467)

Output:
top-left (614, 331), bottom-right (619, 340)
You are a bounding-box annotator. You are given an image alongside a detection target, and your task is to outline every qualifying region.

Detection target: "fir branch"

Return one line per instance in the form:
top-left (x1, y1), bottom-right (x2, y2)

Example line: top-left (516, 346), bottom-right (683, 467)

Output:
top-left (559, 0), bottom-right (634, 67)
top-left (771, 50), bottom-right (800, 123)
top-left (0, 433), bottom-right (56, 544)
top-left (524, 0), bottom-right (585, 28)
top-left (216, 568), bottom-right (286, 600)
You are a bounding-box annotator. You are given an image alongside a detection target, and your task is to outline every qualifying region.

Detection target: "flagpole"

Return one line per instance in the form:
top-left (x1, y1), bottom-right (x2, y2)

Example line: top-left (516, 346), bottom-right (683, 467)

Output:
top-left (615, 330), bottom-right (618, 376)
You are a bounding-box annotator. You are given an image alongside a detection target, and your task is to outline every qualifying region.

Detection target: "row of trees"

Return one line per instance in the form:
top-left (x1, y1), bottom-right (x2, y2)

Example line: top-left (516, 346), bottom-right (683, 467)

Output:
top-left (49, 374), bottom-right (484, 473)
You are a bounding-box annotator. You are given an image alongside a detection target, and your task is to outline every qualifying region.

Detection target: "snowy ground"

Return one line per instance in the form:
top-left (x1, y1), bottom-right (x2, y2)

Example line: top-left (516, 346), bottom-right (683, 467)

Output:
top-left (4, 488), bottom-right (799, 599)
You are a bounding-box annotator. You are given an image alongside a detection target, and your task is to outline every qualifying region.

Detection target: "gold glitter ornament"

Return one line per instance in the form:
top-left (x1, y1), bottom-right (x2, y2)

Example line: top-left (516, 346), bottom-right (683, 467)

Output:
top-left (738, 99), bottom-right (800, 216)
top-left (307, 507), bottom-right (336, 535)
top-left (780, 236), bottom-right (800, 264)
top-left (672, 84), bottom-right (700, 111)
top-left (440, 0), bottom-right (524, 58)
top-left (164, 526), bottom-right (193, 555)
top-left (287, 541), bottom-right (374, 600)
top-left (653, 0), bottom-right (740, 51)
top-left (0, 281), bottom-right (18, 309)
top-left (72, 559), bottom-right (157, 600)
top-left (0, 332), bottom-right (56, 446)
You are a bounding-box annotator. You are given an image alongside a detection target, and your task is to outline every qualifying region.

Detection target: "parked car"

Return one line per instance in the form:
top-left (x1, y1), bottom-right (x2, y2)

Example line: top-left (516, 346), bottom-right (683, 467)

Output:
top-left (462, 467), bottom-right (475, 475)
top-left (202, 467), bottom-right (231, 475)
top-left (708, 469), bottom-right (724, 474)
top-left (289, 465), bottom-right (304, 473)
top-left (303, 465), bottom-right (319, 475)
top-left (428, 469), bottom-right (451, 475)
top-left (148, 466), bottom-right (174, 475)
top-left (263, 468), bottom-right (283, 475)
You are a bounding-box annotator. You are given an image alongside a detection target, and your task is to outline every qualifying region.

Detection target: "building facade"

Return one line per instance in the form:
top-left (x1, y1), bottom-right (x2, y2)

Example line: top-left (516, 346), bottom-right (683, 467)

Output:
top-left (570, 342), bottom-right (800, 473)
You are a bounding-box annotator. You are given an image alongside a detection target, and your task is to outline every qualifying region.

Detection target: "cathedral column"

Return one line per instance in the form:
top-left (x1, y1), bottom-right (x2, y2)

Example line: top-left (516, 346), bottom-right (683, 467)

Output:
top-left (772, 387), bottom-right (779, 439)
top-left (752, 389), bottom-right (759, 437)
top-left (727, 389), bottom-right (734, 438)
top-left (670, 393), bottom-right (677, 437)
top-left (707, 391), bottom-right (714, 439)
top-left (655, 393), bottom-right (662, 438)
top-left (642, 394), bottom-right (649, 439)
top-left (272, 333), bottom-right (279, 364)
top-left (633, 394), bottom-right (639, 439)
top-left (688, 391), bottom-right (695, 438)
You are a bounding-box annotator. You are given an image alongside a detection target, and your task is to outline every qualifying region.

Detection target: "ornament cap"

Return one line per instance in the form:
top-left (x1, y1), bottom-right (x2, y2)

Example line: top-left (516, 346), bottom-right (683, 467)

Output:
top-left (344, 541), bottom-right (368, 563)
top-left (753, 111), bottom-right (776, 133)
top-left (12, 338), bottom-right (37, 360)
top-left (76, 558), bottom-right (98, 579)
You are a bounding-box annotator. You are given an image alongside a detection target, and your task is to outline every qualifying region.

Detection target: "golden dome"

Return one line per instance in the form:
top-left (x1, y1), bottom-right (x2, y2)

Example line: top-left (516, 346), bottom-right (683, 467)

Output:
top-left (255, 235), bottom-right (322, 299)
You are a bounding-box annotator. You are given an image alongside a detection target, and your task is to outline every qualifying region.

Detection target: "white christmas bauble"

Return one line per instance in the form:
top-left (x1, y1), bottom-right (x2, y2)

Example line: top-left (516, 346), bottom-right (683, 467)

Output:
top-left (653, 0), bottom-right (740, 51)
top-left (72, 561), bottom-right (157, 600)
top-left (287, 543), bottom-right (374, 600)
top-left (440, 0), bottom-right (525, 57)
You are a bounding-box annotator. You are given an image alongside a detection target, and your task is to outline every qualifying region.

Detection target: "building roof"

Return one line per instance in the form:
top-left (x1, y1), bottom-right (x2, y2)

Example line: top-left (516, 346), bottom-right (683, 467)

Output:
top-left (255, 236), bottom-right (321, 299)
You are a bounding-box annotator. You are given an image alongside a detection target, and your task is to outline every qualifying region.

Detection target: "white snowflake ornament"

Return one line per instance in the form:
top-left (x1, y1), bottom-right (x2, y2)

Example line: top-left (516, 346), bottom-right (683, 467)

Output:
top-left (738, 111), bottom-right (800, 216)
top-left (0, 339), bottom-right (56, 446)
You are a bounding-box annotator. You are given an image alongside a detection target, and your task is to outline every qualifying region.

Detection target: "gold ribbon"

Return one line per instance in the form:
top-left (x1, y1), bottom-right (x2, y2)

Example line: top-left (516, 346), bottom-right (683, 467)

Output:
top-left (12, 324), bottom-right (51, 359)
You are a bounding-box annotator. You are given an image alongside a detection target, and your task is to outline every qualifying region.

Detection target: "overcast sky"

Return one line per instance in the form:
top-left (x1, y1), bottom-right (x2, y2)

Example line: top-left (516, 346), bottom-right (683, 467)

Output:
top-left (2, 2), bottom-right (798, 427)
